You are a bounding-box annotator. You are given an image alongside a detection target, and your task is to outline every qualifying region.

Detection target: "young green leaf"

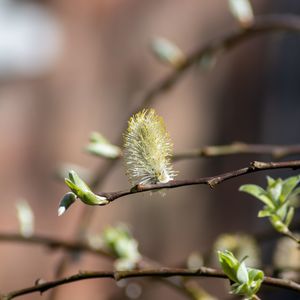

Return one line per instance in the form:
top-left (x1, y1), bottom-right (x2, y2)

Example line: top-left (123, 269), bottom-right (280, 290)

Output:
top-left (218, 250), bottom-right (264, 299)
top-left (280, 175), bottom-right (300, 203)
top-left (150, 37), bottom-right (186, 68)
top-left (86, 132), bottom-right (121, 159)
top-left (236, 261), bottom-right (249, 283)
top-left (217, 250), bottom-right (239, 282)
top-left (267, 179), bottom-right (282, 203)
top-left (102, 224), bottom-right (141, 270)
top-left (64, 170), bottom-right (108, 206)
top-left (285, 206), bottom-right (295, 227)
top-left (58, 192), bottom-right (77, 216)
top-left (239, 184), bottom-right (275, 209)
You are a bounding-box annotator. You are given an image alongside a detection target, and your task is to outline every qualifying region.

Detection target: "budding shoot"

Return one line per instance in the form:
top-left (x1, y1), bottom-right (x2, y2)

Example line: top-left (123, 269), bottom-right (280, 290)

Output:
top-left (123, 109), bottom-right (176, 186)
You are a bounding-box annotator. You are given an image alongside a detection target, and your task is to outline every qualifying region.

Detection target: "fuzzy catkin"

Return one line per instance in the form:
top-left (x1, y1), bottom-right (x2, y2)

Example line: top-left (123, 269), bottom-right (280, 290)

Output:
top-left (123, 109), bottom-right (176, 186)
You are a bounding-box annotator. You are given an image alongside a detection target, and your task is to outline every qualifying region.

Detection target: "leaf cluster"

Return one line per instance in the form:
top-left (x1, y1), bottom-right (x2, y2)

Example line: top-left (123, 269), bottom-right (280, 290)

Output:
top-left (239, 175), bottom-right (300, 234)
top-left (218, 250), bottom-right (264, 299)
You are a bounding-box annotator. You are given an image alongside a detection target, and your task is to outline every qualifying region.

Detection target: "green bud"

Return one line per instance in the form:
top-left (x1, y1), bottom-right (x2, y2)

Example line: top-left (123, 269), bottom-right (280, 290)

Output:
top-left (58, 192), bottom-right (77, 216)
top-left (86, 132), bottom-right (121, 159)
top-left (64, 170), bottom-right (108, 206)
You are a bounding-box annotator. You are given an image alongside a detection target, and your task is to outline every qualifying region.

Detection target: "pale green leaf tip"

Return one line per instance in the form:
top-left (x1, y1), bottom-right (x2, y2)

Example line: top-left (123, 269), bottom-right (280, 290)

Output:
top-left (58, 192), bottom-right (77, 216)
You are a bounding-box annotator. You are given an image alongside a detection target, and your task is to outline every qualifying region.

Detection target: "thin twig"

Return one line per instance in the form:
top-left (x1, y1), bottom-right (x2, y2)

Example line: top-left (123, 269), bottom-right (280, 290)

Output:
top-left (173, 143), bottom-right (300, 161)
top-left (0, 233), bottom-right (111, 258)
top-left (135, 14), bottom-right (300, 110)
top-left (1, 267), bottom-right (299, 299)
top-left (96, 160), bottom-right (300, 203)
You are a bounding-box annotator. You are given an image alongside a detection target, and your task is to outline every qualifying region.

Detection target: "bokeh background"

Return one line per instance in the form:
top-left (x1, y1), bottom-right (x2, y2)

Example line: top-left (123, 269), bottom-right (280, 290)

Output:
top-left (0, 0), bottom-right (300, 299)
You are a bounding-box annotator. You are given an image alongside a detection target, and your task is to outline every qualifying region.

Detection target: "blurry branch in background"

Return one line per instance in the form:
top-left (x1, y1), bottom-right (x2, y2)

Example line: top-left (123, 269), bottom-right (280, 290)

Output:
top-left (139, 14), bottom-right (300, 109)
top-left (173, 143), bottom-right (300, 161)
top-left (0, 232), bottom-right (111, 258)
top-left (0, 230), bottom-right (213, 300)
top-left (2, 267), bottom-right (300, 300)
top-left (87, 137), bottom-right (300, 161)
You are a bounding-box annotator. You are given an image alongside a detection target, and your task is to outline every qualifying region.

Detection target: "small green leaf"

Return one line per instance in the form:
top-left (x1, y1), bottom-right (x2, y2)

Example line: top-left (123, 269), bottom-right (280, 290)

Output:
top-left (270, 215), bottom-right (287, 233)
top-left (218, 250), bottom-right (239, 282)
top-left (80, 190), bottom-right (108, 206)
top-left (248, 268), bottom-right (264, 282)
top-left (266, 176), bottom-right (275, 186)
top-left (290, 186), bottom-right (300, 199)
top-left (150, 37), bottom-right (186, 68)
top-left (239, 185), bottom-right (275, 209)
top-left (267, 179), bottom-right (282, 203)
top-left (58, 192), bottom-right (77, 216)
top-left (65, 178), bottom-right (81, 194)
top-left (16, 200), bottom-right (34, 237)
top-left (248, 268), bottom-right (264, 295)
top-left (68, 170), bottom-right (91, 192)
top-left (257, 208), bottom-right (272, 218)
top-left (218, 250), bottom-right (264, 299)
top-left (102, 224), bottom-right (141, 270)
top-left (236, 261), bottom-right (249, 283)
top-left (65, 171), bottom-right (108, 206)
top-left (285, 206), bottom-right (295, 227)
top-left (280, 175), bottom-right (300, 203)
top-left (86, 132), bottom-right (121, 159)
top-left (231, 282), bottom-right (248, 295)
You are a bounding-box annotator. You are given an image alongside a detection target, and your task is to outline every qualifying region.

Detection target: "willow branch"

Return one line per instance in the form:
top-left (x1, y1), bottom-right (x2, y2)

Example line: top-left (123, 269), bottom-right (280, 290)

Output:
top-left (173, 143), bottom-right (300, 161)
top-left (0, 233), bottom-right (111, 258)
top-left (0, 233), bottom-right (202, 299)
top-left (96, 160), bottom-right (300, 203)
top-left (2, 267), bottom-right (299, 299)
top-left (138, 14), bottom-right (300, 108)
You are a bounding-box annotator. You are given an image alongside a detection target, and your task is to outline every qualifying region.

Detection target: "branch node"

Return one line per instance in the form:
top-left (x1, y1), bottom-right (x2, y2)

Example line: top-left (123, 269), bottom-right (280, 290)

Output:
top-left (208, 178), bottom-right (220, 188)
top-left (250, 161), bottom-right (267, 169)
top-left (113, 271), bottom-right (122, 281)
top-left (35, 278), bottom-right (46, 286)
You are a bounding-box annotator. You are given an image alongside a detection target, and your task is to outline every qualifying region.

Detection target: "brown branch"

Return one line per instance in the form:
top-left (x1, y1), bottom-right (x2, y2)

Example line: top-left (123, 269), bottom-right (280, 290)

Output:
top-left (173, 143), bottom-right (300, 161)
top-left (2, 267), bottom-right (299, 299)
top-left (138, 14), bottom-right (300, 109)
top-left (97, 160), bottom-right (300, 203)
top-left (0, 233), bottom-right (208, 300)
top-left (0, 232), bottom-right (111, 258)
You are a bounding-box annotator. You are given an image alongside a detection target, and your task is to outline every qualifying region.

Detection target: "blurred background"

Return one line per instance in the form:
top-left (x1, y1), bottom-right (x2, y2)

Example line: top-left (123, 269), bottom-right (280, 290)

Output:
top-left (0, 0), bottom-right (300, 299)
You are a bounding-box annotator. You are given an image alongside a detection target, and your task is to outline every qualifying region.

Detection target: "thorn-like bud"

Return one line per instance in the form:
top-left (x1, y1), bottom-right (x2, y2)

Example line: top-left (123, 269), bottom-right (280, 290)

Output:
top-left (16, 200), bottom-right (34, 237)
top-left (150, 37), bottom-right (186, 68)
top-left (228, 0), bottom-right (254, 27)
top-left (86, 132), bottom-right (122, 159)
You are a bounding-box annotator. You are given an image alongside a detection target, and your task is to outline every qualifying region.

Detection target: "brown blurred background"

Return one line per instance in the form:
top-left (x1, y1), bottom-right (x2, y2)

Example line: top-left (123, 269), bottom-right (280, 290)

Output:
top-left (0, 0), bottom-right (300, 299)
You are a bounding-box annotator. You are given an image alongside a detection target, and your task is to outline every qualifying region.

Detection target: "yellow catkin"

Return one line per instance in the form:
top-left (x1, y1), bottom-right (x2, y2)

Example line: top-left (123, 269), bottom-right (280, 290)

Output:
top-left (123, 109), bottom-right (176, 186)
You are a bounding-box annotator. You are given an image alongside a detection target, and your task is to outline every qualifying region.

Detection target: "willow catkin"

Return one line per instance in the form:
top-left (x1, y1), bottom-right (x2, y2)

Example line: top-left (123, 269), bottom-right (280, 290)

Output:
top-left (123, 109), bottom-right (176, 186)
